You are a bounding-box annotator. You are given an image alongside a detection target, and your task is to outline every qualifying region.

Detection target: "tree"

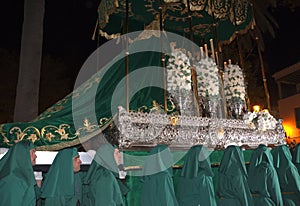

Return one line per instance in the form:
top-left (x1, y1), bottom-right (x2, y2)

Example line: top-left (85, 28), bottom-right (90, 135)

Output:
top-left (14, 0), bottom-right (45, 122)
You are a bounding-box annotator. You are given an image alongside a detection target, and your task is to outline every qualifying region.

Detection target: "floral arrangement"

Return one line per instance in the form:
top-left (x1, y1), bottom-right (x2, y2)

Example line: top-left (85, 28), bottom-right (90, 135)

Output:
top-left (166, 47), bottom-right (192, 92)
top-left (244, 110), bottom-right (278, 131)
top-left (223, 62), bottom-right (246, 104)
top-left (195, 57), bottom-right (220, 100)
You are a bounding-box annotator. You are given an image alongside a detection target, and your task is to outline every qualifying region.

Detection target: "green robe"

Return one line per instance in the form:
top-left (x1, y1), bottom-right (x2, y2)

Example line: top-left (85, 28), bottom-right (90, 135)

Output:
top-left (0, 140), bottom-right (37, 206)
top-left (82, 143), bottom-right (128, 206)
top-left (217, 145), bottom-right (254, 206)
top-left (140, 144), bottom-right (179, 206)
top-left (292, 143), bottom-right (300, 174)
top-left (40, 147), bottom-right (82, 206)
top-left (272, 145), bottom-right (300, 206)
top-left (248, 144), bottom-right (283, 206)
top-left (177, 145), bottom-right (217, 206)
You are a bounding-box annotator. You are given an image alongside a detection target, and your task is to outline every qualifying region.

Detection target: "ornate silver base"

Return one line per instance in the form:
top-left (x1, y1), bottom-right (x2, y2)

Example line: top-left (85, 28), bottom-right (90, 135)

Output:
top-left (117, 106), bottom-right (286, 149)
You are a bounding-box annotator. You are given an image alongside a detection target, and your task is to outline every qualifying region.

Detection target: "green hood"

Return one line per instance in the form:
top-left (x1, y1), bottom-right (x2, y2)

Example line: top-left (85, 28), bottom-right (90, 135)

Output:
top-left (0, 140), bottom-right (36, 186)
top-left (41, 147), bottom-right (78, 197)
top-left (180, 145), bottom-right (213, 178)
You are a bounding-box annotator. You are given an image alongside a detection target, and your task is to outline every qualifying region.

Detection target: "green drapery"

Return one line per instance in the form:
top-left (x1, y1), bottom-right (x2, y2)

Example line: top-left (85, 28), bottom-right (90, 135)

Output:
top-left (0, 37), bottom-right (175, 149)
top-left (98, 0), bottom-right (253, 46)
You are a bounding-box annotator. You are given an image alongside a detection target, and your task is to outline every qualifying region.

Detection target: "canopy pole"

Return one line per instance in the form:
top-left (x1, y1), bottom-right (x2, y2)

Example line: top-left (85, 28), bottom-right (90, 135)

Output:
top-left (249, 1), bottom-right (271, 111)
top-left (210, 2), bottom-right (221, 67)
top-left (210, 1), bottom-right (227, 119)
top-left (159, 1), bottom-right (167, 112)
top-left (125, 0), bottom-right (130, 112)
top-left (232, 0), bottom-right (251, 111)
top-left (256, 37), bottom-right (271, 110)
top-left (186, 0), bottom-right (200, 116)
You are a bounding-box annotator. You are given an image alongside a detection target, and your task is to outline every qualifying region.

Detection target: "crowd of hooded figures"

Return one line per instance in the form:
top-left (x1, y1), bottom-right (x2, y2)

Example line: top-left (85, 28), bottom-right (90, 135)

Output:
top-left (0, 139), bottom-right (300, 206)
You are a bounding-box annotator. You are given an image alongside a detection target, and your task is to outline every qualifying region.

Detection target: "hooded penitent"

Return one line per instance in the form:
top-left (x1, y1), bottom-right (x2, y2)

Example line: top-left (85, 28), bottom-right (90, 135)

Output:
top-left (248, 144), bottom-right (283, 206)
top-left (40, 147), bottom-right (82, 206)
top-left (217, 145), bottom-right (254, 206)
top-left (292, 143), bottom-right (300, 174)
top-left (177, 145), bottom-right (217, 206)
top-left (0, 140), bottom-right (37, 206)
top-left (83, 143), bottom-right (128, 206)
top-left (140, 144), bottom-right (178, 206)
top-left (272, 145), bottom-right (300, 206)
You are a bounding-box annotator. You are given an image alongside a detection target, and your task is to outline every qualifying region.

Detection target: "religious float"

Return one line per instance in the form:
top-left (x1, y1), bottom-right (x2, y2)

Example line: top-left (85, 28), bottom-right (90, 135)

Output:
top-left (0, 0), bottom-right (286, 151)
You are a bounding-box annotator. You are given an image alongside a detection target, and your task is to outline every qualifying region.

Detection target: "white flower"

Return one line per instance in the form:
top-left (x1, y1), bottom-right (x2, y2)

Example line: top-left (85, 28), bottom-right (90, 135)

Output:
top-left (244, 110), bottom-right (278, 131)
top-left (195, 57), bottom-right (221, 100)
top-left (224, 63), bottom-right (246, 104)
top-left (166, 48), bottom-right (191, 92)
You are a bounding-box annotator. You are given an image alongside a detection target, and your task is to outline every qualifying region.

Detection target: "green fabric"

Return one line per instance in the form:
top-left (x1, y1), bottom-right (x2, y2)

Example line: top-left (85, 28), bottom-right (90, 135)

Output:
top-left (83, 144), bottom-right (128, 206)
top-left (293, 143), bottom-right (300, 174)
top-left (98, 0), bottom-right (253, 46)
top-left (248, 144), bottom-right (283, 206)
top-left (41, 147), bottom-right (81, 206)
top-left (0, 36), bottom-right (176, 149)
top-left (177, 145), bottom-right (217, 206)
top-left (140, 144), bottom-right (178, 206)
top-left (217, 145), bottom-right (254, 206)
top-left (272, 145), bottom-right (300, 206)
top-left (123, 149), bottom-right (252, 206)
top-left (0, 140), bottom-right (37, 206)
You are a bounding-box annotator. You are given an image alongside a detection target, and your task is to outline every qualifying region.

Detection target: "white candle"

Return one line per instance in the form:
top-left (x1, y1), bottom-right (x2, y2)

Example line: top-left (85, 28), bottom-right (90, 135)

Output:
top-left (210, 39), bottom-right (215, 61)
top-left (200, 46), bottom-right (204, 59)
top-left (204, 44), bottom-right (208, 58)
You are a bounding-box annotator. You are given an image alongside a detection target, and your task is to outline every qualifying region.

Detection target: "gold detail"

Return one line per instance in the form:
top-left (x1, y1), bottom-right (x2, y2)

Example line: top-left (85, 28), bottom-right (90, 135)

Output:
top-left (83, 118), bottom-right (97, 132)
top-left (45, 133), bottom-right (55, 142)
top-left (27, 134), bottom-right (38, 143)
top-left (9, 127), bottom-right (26, 142)
top-left (149, 100), bottom-right (164, 114)
top-left (170, 116), bottom-right (179, 126)
top-left (55, 125), bottom-right (71, 140)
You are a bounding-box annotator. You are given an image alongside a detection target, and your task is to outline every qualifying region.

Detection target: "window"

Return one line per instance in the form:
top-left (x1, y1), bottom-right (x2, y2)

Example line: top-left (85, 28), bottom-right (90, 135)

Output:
top-left (295, 107), bottom-right (300, 129)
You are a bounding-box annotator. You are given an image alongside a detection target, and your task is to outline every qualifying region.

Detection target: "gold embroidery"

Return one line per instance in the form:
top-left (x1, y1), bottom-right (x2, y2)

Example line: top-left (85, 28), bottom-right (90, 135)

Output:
top-left (27, 134), bottom-right (38, 143)
top-left (45, 133), bottom-right (55, 142)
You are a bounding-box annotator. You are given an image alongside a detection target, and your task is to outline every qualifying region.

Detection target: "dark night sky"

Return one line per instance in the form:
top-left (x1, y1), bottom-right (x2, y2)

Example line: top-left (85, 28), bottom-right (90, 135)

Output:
top-left (264, 6), bottom-right (300, 73)
top-left (0, 0), bottom-right (299, 122)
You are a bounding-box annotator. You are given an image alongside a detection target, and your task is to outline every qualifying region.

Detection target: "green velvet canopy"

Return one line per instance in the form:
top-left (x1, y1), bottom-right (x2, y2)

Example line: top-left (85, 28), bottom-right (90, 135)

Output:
top-left (0, 37), bottom-right (176, 150)
top-left (98, 0), bottom-right (253, 46)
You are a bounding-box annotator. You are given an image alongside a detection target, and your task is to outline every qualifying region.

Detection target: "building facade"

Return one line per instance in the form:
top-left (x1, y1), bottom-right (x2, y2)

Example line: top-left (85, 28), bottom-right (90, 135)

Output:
top-left (273, 62), bottom-right (300, 144)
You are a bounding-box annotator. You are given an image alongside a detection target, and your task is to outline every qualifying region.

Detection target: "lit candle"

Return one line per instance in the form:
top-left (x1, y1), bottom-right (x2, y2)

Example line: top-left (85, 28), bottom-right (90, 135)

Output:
top-left (253, 105), bottom-right (260, 112)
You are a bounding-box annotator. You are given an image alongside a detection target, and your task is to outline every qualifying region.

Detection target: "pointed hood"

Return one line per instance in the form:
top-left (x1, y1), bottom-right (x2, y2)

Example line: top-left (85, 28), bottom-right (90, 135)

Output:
top-left (0, 140), bottom-right (36, 186)
top-left (219, 145), bottom-right (247, 176)
top-left (181, 145), bottom-right (213, 178)
top-left (41, 147), bottom-right (78, 197)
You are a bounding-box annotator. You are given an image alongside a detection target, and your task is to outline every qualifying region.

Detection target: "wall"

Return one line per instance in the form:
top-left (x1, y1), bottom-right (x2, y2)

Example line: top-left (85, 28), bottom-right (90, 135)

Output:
top-left (278, 93), bottom-right (300, 139)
